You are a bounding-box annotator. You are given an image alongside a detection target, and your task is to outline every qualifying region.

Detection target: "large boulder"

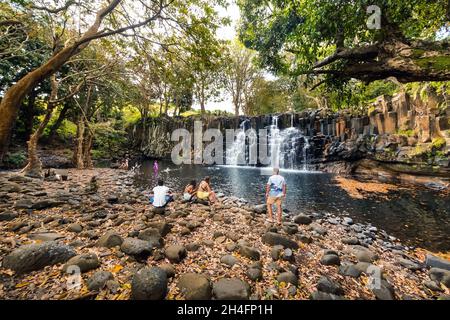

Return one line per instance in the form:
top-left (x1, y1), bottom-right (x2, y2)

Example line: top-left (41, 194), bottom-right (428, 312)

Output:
top-left (131, 267), bottom-right (167, 300)
top-left (213, 278), bottom-right (250, 300)
top-left (63, 253), bottom-right (100, 273)
top-left (121, 238), bottom-right (154, 261)
top-left (426, 254), bottom-right (450, 271)
top-left (96, 230), bottom-right (123, 248)
top-left (3, 242), bottom-right (76, 274)
top-left (138, 228), bottom-right (164, 248)
top-left (262, 232), bottom-right (299, 249)
top-left (177, 273), bottom-right (212, 300)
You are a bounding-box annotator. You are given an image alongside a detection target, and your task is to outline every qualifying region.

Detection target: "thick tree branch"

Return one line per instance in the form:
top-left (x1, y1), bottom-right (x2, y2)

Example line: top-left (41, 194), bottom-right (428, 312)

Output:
top-left (30, 0), bottom-right (77, 14)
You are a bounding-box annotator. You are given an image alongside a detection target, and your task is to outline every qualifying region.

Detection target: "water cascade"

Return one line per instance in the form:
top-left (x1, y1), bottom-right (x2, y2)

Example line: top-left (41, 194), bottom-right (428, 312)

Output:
top-left (226, 115), bottom-right (312, 170)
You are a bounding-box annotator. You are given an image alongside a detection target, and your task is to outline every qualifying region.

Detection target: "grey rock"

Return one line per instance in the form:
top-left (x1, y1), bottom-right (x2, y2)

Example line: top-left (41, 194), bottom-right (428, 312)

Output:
top-left (262, 232), bottom-right (299, 249)
top-left (96, 230), bottom-right (123, 248)
top-left (159, 263), bottom-right (176, 278)
top-left (29, 232), bottom-right (65, 242)
top-left (67, 223), bottom-right (83, 233)
top-left (252, 204), bottom-right (266, 214)
top-left (342, 238), bottom-right (359, 245)
top-left (397, 258), bottom-right (422, 271)
top-left (353, 246), bottom-right (378, 263)
top-left (317, 276), bottom-right (344, 295)
top-left (0, 211), bottom-right (18, 221)
top-left (246, 268), bottom-right (263, 281)
top-left (121, 238), bottom-right (154, 261)
top-left (339, 263), bottom-right (362, 278)
top-left (186, 243), bottom-right (200, 252)
top-left (63, 253), bottom-right (100, 273)
top-left (320, 254), bottom-right (340, 266)
top-left (310, 291), bottom-right (345, 300)
top-left (423, 280), bottom-right (444, 292)
top-left (138, 228), bottom-right (164, 248)
top-left (221, 255), bottom-right (238, 267)
top-left (270, 245), bottom-right (284, 260)
top-left (311, 224), bottom-right (327, 236)
top-left (213, 278), bottom-right (250, 300)
top-left (282, 223), bottom-right (298, 235)
top-left (131, 267), bottom-right (167, 300)
top-left (238, 245), bottom-right (260, 261)
top-left (3, 242), bottom-right (76, 274)
top-left (293, 214), bottom-right (312, 225)
top-left (371, 279), bottom-right (395, 300)
top-left (87, 271), bottom-right (114, 291)
top-left (426, 254), bottom-right (450, 271)
top-left (177, 273), bottom-right (212, 300)
top-left (429, 268), bottom-right (450, 287)
top-left (165, 245), bottom-right (187, 263)
top-left (277, 272), bottom-right (298, 286)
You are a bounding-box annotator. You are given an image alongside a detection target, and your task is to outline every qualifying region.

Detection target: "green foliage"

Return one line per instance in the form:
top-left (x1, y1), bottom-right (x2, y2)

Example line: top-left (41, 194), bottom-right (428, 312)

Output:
top-left (122, 106), bottom-right (142, 127)
top-left (3, 151), bottom-right (27, 168)
top-left (431, 137), bottom-right (446, 150)
top-left (92, 123), bottom-right (128, 160)
top-left (397, 129), bottom-right (415, 138)
top-left (238, 0), bottom-right (449, 92)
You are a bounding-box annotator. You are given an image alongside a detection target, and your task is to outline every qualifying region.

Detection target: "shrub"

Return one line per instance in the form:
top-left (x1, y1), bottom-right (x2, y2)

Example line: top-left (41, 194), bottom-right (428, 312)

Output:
top-left (4, 151), bottom-right (27, 168)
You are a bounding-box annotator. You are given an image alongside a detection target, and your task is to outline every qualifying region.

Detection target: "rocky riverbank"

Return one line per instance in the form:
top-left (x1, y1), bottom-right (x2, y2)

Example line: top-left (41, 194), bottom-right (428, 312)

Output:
top-left (0, 168), bottom-right (449, 300)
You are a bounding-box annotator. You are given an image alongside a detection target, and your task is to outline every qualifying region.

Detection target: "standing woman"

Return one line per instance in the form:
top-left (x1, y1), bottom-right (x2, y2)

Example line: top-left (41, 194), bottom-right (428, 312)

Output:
top-left (153, 160), bottom-right (159, 176)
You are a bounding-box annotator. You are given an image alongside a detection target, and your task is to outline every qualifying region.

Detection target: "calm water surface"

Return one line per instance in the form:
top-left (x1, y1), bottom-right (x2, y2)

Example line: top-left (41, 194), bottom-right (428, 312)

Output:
top-left (134, 160), bottom-right (450, 252)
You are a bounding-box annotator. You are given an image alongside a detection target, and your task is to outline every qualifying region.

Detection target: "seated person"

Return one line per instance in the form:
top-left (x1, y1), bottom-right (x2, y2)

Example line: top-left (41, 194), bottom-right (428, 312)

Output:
top-left (197, 176), bottom-right (218, 204)
top-left (149, 179), bottom-right (173, 208)
top-left (183, 180), bottom-right (197, 202)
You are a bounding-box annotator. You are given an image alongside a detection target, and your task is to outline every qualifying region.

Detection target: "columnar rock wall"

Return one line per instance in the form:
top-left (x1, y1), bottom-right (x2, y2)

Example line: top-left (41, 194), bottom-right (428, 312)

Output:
top-left (130, 92), bottom-right (450, 177)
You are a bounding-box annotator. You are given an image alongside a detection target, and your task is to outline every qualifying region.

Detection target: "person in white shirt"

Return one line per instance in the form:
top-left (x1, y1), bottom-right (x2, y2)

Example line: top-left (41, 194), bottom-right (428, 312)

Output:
top-left (265, 168), bottom-right (287, 224)
top-left (150, 179), bottom-right (173, 208)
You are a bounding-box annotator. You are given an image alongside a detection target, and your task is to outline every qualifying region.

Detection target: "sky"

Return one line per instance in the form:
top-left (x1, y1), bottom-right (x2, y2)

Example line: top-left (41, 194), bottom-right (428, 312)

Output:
top-left (192, 1), bottom-right (241, 113)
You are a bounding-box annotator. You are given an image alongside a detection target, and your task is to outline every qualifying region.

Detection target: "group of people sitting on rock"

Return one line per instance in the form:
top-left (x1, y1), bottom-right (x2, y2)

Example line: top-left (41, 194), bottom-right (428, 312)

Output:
top-left (148, 168), bottom-right (287, 225)
top-left (149, 176), bottom-right (218, 209)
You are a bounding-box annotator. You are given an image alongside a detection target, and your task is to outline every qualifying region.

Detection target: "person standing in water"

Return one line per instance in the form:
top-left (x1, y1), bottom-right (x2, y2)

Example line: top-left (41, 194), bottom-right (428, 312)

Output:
top-left (266, 168), bottom-right (287, 224)
top-left (153, 160), bottom-right (159, 176)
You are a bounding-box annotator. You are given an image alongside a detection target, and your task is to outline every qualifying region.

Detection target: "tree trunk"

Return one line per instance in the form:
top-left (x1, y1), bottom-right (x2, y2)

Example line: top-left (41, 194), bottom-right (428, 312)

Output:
top-left (21, 75), bottom-right (58, 178)
top-left (48, 102), bottom-right (70, 142)
top-left (308, 39), bottom-right (450, 84)
top-left (82, 122), bottom-right (94, 169)
top-left (0, 0), bottom-right (123, 163)
top-left (23, 89), bottom-right (37, 141)
top-left (73, 118), bottom-right (85, 169)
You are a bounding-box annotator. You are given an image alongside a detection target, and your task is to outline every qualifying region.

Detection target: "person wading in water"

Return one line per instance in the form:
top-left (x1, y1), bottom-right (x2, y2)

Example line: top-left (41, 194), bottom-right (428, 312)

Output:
top-left (265, 168), bottom-right (287, 224)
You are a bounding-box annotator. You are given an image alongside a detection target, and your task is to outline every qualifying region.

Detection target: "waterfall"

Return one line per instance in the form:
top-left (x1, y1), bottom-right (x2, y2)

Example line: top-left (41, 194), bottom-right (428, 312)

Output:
top-left (226, 120), bottom-right (249, 165)
top-left (268, 115), bottom-right (311, 171)
top-left (225, 115), bottom-right (312, 171)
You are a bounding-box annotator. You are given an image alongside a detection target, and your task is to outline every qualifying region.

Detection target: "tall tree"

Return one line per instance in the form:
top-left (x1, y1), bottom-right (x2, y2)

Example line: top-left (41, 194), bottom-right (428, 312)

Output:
top-left (222, 41), bottom-right (259, 116)
top-left (0, 0), bottom-right (226, 162)
top-left (238, 0), bottom-right (450, 91)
